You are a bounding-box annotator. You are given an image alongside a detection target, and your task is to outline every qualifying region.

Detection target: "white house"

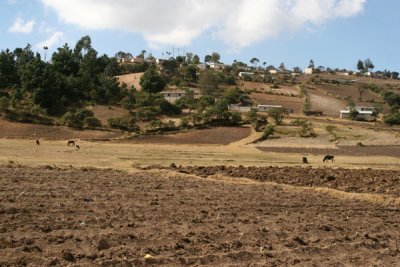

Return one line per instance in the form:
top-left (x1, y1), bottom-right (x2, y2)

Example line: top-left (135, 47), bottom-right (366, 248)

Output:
top-left (257, 104), bottom-right (282, 112)
top-left (161, 90), bottom-right (186, 103)
top-left (304, 68), bottom-right (313, 75)
top-left (228, 104), bottom-right (252, 112)
top-left (209, 62), bottom-right (225, 70)
top-left (339, 106), bottom-right (374, 119)
top-left (269, 69), bottom-right (277, 74)
top-left (238, 72), bottom-right (254, 78)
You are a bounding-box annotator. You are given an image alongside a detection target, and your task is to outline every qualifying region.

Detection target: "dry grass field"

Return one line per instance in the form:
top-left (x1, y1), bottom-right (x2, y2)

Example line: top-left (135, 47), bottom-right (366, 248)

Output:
top-left (116, 72), bottom-right (144, 90)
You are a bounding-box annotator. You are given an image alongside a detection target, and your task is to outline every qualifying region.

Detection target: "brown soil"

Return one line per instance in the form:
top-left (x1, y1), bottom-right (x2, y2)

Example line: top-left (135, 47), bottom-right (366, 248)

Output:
top-left (1, 165), bottom-right (400, 266)
top-left (308, 91), bottom-right (346, 117)
top-left (126, 127), bottom-right (251, 145)
top-left (91, 105), bottom-right (129, 126)
top-left (164, 165), bottom-right (400, 197)
top-left (0, 119), bottom-right (123, 140)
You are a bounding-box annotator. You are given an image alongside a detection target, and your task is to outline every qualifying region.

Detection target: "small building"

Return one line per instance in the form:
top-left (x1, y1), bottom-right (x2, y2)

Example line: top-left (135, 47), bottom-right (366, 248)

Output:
top-left (161, 90), bottom-right (186, 103)
top-left (257, 104), bottom-right (282, 112)
top-left (304, 68), bottom-right (313, 75)
top-left (339, 106), bottom-right (374, 119)
top-left (238, 72), bottom-right (254, 78)
top-left (228, 104), bottom-right (252, 112)
top-left (269, 69), bottom-right (277, 74)
top-left (209, 62), bottom-right (225, 70)
top-left (197, 63), bottom-right (207, 71)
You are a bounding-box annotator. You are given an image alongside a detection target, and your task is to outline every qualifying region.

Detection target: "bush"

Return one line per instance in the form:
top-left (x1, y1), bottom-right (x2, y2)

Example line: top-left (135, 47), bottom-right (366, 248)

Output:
top-left (136, 106), bottom-right (161, 121)
top-left (61, 108), bottom-right (95, 129)
top-left (262, 125), bottom-right (275, 139)
top-left (84, 116), bottom-right (102, 128)
top-left (108, 116), bottom-right (139, 132)
top-left (3, 109), bottom-right (53, 125)
top-left (62, 111), bottom-right (83, 129)
top-left (383, 112), bottom-right (400, 125)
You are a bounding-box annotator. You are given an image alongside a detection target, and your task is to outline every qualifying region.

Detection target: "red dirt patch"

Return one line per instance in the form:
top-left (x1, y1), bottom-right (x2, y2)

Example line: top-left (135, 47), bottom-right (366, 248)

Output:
top-left (127, 127), bottom-right (251, 145)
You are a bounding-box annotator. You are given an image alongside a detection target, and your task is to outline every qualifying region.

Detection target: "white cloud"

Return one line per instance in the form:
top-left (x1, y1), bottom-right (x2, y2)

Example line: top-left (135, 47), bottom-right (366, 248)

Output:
top-left (8, 17), bottom-right (35, 34)
top-left (41, 0), bottom-right (366, 49)
top-left (36, 31), bottom-right (64, 49)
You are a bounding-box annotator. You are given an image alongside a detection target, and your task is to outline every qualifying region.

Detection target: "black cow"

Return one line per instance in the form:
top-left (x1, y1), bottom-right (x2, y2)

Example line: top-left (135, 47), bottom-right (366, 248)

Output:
top-left (35, 139), bottom-right (40, 146)
top-left (302, 157), bottom-right (309, 164)
top-left (323, 155), bottom-right (334, 162)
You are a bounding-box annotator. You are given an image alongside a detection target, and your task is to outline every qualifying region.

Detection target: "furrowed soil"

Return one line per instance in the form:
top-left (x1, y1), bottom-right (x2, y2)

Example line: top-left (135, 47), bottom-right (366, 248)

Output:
top-left (1, 165), bottom-right (400, 266)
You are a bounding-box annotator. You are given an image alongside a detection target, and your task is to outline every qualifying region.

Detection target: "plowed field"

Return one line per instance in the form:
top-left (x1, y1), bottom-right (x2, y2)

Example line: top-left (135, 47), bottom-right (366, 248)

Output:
top-left (1, 165), bottom-right (400, 266)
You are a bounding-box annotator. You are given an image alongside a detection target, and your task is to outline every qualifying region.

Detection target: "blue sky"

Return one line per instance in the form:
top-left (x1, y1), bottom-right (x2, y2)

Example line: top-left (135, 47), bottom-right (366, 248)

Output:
top-left (0, 0), bottom-right (398, 71)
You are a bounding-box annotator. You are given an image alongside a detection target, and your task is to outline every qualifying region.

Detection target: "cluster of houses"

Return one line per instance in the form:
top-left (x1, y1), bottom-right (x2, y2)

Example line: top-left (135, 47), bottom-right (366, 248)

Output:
top-left (118, 55), bottom-right (377, 121)
top-left (159, 89), bottom-right (375, 120)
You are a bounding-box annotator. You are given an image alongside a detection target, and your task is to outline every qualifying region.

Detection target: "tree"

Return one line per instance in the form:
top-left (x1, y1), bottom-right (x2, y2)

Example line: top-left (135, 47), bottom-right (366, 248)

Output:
top-left (325, 125), bottom-right (337, 141)
top-left (0, 49), bottom-right (19, 89)
top-left (268, 107), bottom-right (287, 125)
top-left (192, 54), bottom-right (200, 64)
top-left (139, 66), bottom-right (166, 97)
top-left (211, 52), bottom-right (220, 63)
top-left (51, 43), bottom-right (79, 76)
top-left (357, 59), bottom-right (364, 72)
top-left (308, 59), bottom-right (315, 69)
top-left (279, 62), bottom-right (286, 71)
top-left (204, 55), bottom-right (212, 63)
top-left (364, 58), bottom-right (374, 72)
top-left (74, 36), bottom-right (92, 60)
top-left (262, 125), bottom-right (275, 139)
top-left (250, 57), bottom-right (259, 68)
top-left (292, 119), bottom-right (316, 137)
top-left (198, 70), bottom-right (219, 96)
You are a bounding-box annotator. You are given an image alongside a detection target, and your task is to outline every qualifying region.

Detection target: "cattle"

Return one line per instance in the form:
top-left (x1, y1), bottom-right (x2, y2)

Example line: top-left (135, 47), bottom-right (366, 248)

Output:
top-left (302, 157), bottom-right (309, 164)
top-left (323, 155), bottom-right (334, 162)
top-left (67, 140), bottom-right (76, 146)
top-left (76, 144), bottom-right (80, 150)
top-left (35, 139), bottom-right (40, 146)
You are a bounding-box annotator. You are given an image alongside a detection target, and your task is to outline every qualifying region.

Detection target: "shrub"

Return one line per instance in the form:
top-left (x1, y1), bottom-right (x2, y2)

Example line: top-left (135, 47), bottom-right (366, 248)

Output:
top-left (262, 125), bottom-right (275, 139)
top-left (108, 116), bottom-right (139, 132)
top-left (84, 116), bottom-right (102, 128)
top-left (62, 111), bottom-right (83, 129)
top-left (383, 112), bottom-right (400, 125)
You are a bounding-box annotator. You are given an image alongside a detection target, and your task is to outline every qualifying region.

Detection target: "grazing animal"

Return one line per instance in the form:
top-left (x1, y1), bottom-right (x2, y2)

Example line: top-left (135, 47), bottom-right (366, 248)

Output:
top-left (35, 139), bottom-right (40, 146)
top-left (67, 140), bottom-right (76, 146)
top-left (323, 155), bottom-right (334, 162)
top-left (302, 157), bottom-right (309, 164)
top-left (75, 144), bottom-right (80, 150)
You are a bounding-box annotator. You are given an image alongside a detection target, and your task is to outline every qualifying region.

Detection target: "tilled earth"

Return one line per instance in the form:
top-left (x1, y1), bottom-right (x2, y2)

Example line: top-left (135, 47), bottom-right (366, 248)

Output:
top-left (163, 165), bottom-right (400, 197)
top-left (1, 165), bottom-right (400, 266)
